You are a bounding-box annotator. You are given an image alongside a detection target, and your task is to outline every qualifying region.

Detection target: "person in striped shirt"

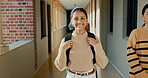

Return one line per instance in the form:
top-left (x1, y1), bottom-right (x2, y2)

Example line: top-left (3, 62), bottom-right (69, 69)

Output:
top-left (127, 4), bottom-right (148, 78)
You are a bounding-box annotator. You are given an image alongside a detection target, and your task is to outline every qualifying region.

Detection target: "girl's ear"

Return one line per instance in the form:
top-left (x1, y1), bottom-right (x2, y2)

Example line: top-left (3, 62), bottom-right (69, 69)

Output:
top-left (142, 14), bottom-right (144, 18)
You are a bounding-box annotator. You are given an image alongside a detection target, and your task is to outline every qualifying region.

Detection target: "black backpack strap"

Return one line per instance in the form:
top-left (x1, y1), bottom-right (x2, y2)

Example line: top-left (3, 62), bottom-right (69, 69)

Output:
top-left (86, 30), bottom-right (96, 64)
top-left (91, 45), bottom-right (96, 64)
top-left (64, 33), bottom-right (72, 66)
top-left (86, 29), bottom-right (96, 39)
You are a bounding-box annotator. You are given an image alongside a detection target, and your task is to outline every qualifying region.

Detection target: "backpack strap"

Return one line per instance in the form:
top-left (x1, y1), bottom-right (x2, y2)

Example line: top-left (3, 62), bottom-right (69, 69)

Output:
top-left (86, 30), bottom-right (96, 64)
top-left (65, 30), bottom-right (97, 66)
top-left (64, 33), bottom-right (72, 66)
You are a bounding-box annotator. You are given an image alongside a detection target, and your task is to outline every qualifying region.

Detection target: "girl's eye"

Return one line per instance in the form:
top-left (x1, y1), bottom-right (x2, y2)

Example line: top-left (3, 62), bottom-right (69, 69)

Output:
top-left (74, 18), bottom-right (78, 20)
top-left (81, 18), bottom-right (84, 20)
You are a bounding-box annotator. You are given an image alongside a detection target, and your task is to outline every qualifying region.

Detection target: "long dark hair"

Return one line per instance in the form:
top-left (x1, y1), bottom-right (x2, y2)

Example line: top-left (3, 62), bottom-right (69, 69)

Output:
top-left (70, 7), bottom-right (88, 19)
top-left (142, 4), bottom-right (148, 26)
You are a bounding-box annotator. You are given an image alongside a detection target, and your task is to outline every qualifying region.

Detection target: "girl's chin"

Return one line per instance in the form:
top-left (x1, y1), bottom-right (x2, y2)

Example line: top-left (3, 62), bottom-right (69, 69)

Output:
top-left (75, 27), bottom-right (85, 30)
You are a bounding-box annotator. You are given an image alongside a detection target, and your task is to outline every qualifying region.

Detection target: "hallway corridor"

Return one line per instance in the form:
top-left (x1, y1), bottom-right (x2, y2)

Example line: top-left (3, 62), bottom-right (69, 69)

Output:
top-left (1, 0), bottom-right (147, 78)
top-left (33, 46), bottom-right (122, 78)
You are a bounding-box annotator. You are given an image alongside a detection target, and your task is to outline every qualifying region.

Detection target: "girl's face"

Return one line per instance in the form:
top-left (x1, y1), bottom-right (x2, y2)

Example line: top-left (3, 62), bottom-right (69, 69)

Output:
top-left (71, 11), bottom-right (88, 31)
top-left (142, 8), bottom-right (148, 24)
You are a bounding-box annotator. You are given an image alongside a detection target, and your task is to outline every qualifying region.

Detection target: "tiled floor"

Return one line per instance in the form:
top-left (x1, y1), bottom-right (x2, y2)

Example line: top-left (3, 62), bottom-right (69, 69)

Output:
top-left (33, 48), bottom-right (122, 78)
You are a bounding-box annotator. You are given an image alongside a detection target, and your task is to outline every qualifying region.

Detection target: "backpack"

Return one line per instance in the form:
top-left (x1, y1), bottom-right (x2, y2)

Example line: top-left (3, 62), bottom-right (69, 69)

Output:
top-left (64, 30), bottom-right (96, 66)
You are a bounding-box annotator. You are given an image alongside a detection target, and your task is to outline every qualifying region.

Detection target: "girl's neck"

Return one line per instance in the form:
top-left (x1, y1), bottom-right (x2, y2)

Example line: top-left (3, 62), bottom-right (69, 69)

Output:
top-left (143, 23), bottom-right (148, 30)
top-left (145, 23), bottom-right (148, 27)
top-left (74, 29), bottom-right (85, 35)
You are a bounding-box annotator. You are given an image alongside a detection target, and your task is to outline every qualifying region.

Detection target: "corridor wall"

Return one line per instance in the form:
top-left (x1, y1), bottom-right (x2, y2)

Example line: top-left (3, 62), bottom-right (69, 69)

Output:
top-left (52, 0), bottom-right (67, 52)
top-left (86, 0), bottom-right (148, 78)
top-left (0, 0), bottom-right (52, 78)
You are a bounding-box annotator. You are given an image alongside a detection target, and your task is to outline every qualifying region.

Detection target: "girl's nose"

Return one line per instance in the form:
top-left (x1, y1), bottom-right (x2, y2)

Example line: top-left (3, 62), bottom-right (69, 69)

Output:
top-left (78, 20), bottom-right (82, 23)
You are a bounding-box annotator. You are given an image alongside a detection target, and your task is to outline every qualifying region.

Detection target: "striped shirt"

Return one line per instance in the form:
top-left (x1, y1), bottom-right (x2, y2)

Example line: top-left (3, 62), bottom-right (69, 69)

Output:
top-left (127, 27), bottom-right (148, 78)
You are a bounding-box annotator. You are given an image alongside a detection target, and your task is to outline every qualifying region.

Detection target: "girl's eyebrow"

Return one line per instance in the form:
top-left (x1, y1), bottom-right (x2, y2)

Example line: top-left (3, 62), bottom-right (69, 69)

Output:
top-left (81, 16), bottom-right (85, 17)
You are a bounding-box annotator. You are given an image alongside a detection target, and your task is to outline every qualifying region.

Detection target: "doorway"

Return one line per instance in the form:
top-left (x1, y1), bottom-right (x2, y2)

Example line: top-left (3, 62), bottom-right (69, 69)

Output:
top-left (47, 4), bottom-right (51, 53)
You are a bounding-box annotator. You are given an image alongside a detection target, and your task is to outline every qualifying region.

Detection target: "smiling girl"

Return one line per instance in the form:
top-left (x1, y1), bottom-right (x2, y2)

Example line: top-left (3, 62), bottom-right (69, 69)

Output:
top-left (54, 7), bottom-right (108, 78)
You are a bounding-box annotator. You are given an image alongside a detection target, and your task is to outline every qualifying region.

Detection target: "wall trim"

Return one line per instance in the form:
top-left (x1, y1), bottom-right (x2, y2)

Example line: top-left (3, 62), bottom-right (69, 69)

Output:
top-left (33, 0), bottom-right (38, 70)
top-left (109, 60), bottom-right (125, 78)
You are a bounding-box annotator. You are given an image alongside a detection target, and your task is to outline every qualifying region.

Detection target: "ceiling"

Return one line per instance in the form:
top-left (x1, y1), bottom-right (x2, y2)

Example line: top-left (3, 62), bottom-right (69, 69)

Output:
top-left (59, 0), bottom-right (90, 10)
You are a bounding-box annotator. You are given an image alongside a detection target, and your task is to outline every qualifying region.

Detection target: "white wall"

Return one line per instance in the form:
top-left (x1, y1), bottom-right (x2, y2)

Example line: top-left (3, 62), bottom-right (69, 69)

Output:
top-left (99, 0), bottom-right (110, 51)
top-left (106, 0), bottom-right (129, 77)
top-left (95, 0), bottom-right (100, 39)
top-left (0, 42), bottom-right (34, 78)
top-left (137, 0), bottom-right (148, 28)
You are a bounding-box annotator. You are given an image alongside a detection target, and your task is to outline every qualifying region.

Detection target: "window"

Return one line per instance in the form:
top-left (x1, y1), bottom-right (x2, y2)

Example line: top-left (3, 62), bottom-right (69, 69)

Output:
top-left (40, 1), bottom-right (46, 38)
top-left (110, 0), bottom-right (113, 32)
top-left (127, 0), bottom-right (137, 36)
